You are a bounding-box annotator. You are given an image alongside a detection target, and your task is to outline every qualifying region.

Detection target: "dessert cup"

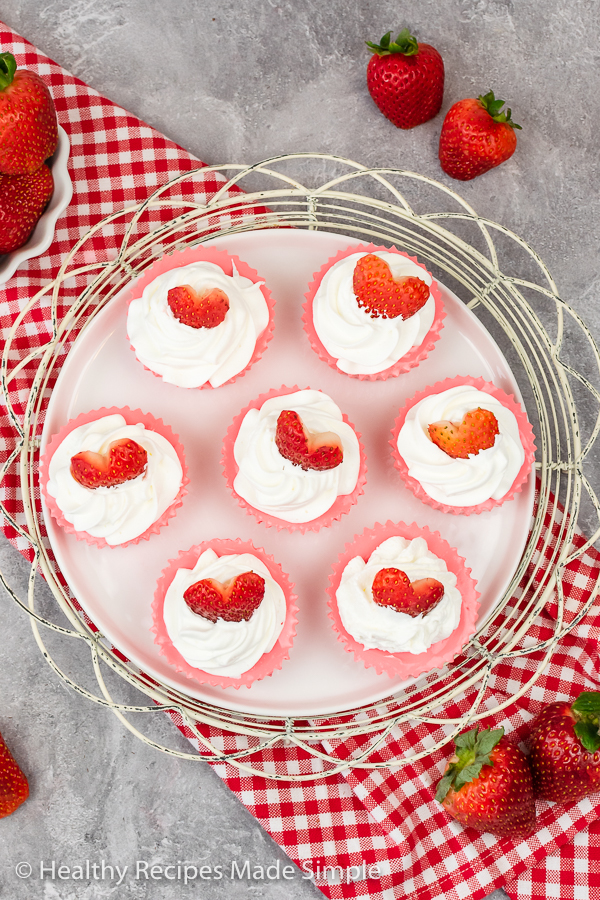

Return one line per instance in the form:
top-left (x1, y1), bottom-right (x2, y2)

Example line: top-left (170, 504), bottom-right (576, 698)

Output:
top-left (222, 385), bottom-right (367, 532)
top-left (152, 538), bottom-right (298, 689)
top-left (302, 242), bottom-right (444, 379)
top-left (391, 376), bottom-right (536, 515)
top-left (40, 406), bottom-right (188, 548)
top-left (126, 244), bottom-right (275, 389)
top-left (327, 520), bottom-right (480, 679)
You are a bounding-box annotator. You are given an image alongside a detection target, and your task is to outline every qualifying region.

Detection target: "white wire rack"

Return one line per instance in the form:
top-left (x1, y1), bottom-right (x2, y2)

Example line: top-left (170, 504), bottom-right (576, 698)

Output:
top-left (2, 154), bottom-right (600, 780)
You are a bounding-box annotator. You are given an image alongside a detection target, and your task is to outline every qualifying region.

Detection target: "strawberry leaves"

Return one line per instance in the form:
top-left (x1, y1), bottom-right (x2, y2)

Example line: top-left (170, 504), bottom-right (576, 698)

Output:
top-left (435, 726), bottom-right (504, 801)
top-left (571, 692), bottom-right (600, 752)
top-left (366, 29), bottom-right (419, 57)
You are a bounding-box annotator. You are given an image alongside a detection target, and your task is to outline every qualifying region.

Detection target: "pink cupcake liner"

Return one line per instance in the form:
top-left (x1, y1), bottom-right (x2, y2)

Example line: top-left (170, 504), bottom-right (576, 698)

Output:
top-left (390, 375), bottom-right (536, 516)
top-left (151, 538), bottom-right (298, 689)
top-left (125, 244), bottom-right (275, 389)
top-left (40, 406), bottom-right (189, 549)
top-left (302, 242), bottom-right (445, 380)
top-left (327, 520), bottom-right (481, 679)
top-left (221, 385), bottom-right (368, 533)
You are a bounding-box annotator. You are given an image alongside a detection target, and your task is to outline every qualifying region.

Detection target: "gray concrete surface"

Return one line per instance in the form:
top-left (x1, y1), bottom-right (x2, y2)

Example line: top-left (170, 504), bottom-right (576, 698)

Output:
top-left (2, 1), bottom-right (600, 897)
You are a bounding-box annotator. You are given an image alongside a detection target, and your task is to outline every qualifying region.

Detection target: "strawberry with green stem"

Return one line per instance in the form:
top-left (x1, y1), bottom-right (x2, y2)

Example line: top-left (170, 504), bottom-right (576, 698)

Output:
top-left (528, 691), bottom-right (600, 803)
top-left (439, 90), bottom-right (521, 181)
top-left (436, 726), bottom-right (536, 839)
top-left (366, 29), bottom-right (444, 130)
top-left (0, 52), bottom-right (58, 175)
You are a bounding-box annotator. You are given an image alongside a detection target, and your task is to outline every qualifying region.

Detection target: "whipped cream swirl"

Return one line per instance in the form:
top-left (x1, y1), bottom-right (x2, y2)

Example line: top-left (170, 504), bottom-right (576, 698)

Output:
top-left (127, 260), bottom-right (270, 388)
top-left (312, 251), bottom-right (435, 375)
top-left (163, 549), bottom-right (286, 678)
top-left (46, 414), bottom-right (183, 545)
top-left (396, 385), bottom-right (525, 507)
top-left (233, 390), bottom-right (361, 524)
top-left (336, 536), bottom-right (462, 654)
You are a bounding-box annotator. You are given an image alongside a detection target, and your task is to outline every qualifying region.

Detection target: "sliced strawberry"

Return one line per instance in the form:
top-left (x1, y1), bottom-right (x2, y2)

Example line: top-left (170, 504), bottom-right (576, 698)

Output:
top-left (167, 283), bottom-right (229, 329)
top-left (372, 567), bottom-right (444, 617)
top-left (428, 407), bottom-right (499, 459)
top-left (275, 409), bottom-right (343, 471)
top-left (70, 438), bottom-right (148, 489)
top-left (184, 571), bottom-right (265, 623)
top-left (352, 254), bottom-right (430, 320)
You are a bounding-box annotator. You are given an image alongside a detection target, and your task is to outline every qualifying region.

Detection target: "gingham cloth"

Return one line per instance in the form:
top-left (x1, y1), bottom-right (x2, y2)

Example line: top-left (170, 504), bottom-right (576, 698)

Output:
top-left (1, 22), bottom-right (599, 900)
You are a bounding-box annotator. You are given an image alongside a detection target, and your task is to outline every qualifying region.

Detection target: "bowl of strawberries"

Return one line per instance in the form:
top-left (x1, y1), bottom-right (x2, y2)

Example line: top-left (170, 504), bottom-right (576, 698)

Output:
top-left (0, 52), bottom-right (72, 286)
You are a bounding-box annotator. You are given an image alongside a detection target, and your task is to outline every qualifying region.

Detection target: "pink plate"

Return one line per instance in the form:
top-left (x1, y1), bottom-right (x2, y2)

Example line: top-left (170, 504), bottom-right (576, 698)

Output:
top-left (39, 229), bottom-right (535, 717)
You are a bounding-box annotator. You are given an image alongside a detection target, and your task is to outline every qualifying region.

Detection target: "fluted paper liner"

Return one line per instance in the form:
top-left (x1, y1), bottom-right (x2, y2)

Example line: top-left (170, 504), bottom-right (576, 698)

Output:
top-left (221, 385), bottom-right (367, 533)
top-left (390, 375), bottom-right (536, 515)
top-left (40, 406), bottom-right (188, 548)
top-left (327, 520), bottom-right (480, 679)
top-left (151, 538), bottom-right (298, 689)
top-left (125, 244), bottom-right (275, 389)
top-left (302, 242), bottom-right (445, 380)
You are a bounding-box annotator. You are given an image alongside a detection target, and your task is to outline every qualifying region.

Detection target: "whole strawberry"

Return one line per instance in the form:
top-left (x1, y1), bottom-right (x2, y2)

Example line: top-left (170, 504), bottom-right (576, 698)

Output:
top-left (0, 730), bottom-right (29, 817)
top-left (436, 726), bottom-right (536, 839)
top-left (366, 29), bottom-right (444, 130)
top-left (528, 692), bottom-right (600, 803)
top-left (0, 164), bottom-right (54, 254)
top-left (439, 90), bottom-right (521, 181)
top-left (0, 51), bottom-right (58, 175)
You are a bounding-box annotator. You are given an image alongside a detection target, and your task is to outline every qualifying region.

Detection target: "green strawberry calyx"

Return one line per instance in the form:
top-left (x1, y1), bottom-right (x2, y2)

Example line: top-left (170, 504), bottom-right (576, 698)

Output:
top-left (435, 726), bottom-right (504, 802)
top-left (571, 691), bottom-right (600, 753)
top-left (0, 53), bottom-right (17, 92)
top-left (366, 29), bottom-right (419, 57)
top-left (478, 90), bottom-right (522, 130)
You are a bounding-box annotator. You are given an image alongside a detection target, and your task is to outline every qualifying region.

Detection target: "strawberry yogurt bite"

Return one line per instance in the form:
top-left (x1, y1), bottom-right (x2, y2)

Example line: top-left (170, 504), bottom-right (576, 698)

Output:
top-left (303, 245), bottom-right (444, 379)
top-left (327, 521), bottom-right (480, 679)
top-left (127, 257), bottom-right (271, 388)
top-left (152, 539), bottom-right (298, 688)
top-left (162, 549), bottom-right (286, 679)
top-left (393, 380), bottom-right (532, 513)
top-left (224, 387), bottom-right (366, 531)
top-left (336, 535), bottom-right (462, 655)
top-left (42, 411), bottom-right (185, 547)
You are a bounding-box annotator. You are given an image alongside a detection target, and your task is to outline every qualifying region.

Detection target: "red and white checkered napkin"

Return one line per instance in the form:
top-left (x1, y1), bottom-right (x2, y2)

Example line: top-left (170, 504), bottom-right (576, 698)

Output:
top-left (1, 21), bottom-right (599, 900)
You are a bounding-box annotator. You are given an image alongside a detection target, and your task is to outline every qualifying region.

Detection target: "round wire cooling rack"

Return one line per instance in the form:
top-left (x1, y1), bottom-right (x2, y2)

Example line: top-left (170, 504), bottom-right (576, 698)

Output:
top-left (2, 154), bottom-right (600, 781)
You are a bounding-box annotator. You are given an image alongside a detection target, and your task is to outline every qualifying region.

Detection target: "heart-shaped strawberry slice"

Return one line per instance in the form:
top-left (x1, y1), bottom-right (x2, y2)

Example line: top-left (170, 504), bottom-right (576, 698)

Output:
top-left (372, 567), bottom-right (444, 617)
top-left (352, 253), bottom-right (430, 320)
top-left (183, 571), bottom-right (265, 623)
top-left (167, 283), bottom-right (229, 329)
top-left (428, 407), bottom-right (499, 459)
top-left (70, 438), bottom-right (148, 489)
top-left (275, 409), bottom-right (343, 471)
